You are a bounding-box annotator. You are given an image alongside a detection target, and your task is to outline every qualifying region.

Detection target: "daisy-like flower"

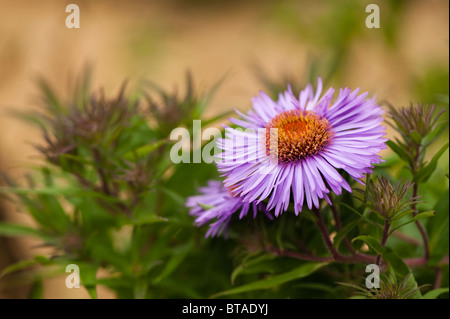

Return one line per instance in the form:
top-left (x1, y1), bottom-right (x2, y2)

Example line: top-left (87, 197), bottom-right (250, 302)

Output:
top-left (217, 78), bottom-right (387, 217)
top-left (186, 180), bottom-right (271, 237)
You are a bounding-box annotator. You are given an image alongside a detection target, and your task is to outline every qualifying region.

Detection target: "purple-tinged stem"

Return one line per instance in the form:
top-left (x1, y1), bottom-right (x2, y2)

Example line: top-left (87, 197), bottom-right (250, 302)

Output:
top-left (330, 203), bottom-right (355, 254)
top-left (313, 207), bottom-right (340, 259)
top-left (376, 220), bottom-right (390, 266)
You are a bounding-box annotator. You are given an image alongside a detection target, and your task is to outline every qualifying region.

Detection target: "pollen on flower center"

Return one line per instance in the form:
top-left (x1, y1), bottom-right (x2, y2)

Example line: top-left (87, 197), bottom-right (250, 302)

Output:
top-left (265, 109), bottom-right (333, 163)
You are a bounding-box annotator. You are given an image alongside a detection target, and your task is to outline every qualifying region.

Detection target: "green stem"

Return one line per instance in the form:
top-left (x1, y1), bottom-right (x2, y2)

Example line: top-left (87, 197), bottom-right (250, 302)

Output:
top-left (412, 179), bottom-right (430, 261)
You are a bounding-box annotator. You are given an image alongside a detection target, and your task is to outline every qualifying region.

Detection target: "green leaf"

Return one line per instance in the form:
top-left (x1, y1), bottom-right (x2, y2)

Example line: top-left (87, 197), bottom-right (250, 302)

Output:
top-left (0, 223), bottom-right (49, 240)
top-left (210, 262), bottom-right (328, 298)
top-left (36, 77), bottom-right (64, 113)
top-left (231, 253), bottom-right (276, 285)
top-left (192, 73), bottom-right (227, 118)
top-left (28, 279), bottom-right (43, 299)
top-left (422, 122), bottom-right (449, 148)
top-left (79, 263), bottom-right (99, 299)
top-left (382, 250), bottom-right (410, 278)
top-left (333, 219), bottom-right (359, 251)
top-left (131, 215), bottom-right (168, 226)
top-left (89, 241), bottom-right (130, 274)
top-left (386, 140), bottom-right (411, 163)
top-left (389, 211), bottom-right (436, 234)
top-left (292, 282), bottom-right (336, 294)
top-left (0, 186), bottom-right (69, 196)
top-left (414, 142), bottom-right (449, 183)
top-left (201, 110), bottom-right (234, 127)
top-left (403, 272), bottom-right (423, 299)
top-left (153, 241), bottom-right (194, 284)
top-left (390, 209), bottom-right (415, 222)
top-left (340, 203), bottom-right (382, 229)
top-left (7, 109), bottom-right (46, 128)
top-left (157, 186), bottom-right (186, 207)
top-left (198, 203), bottom-right (215, 211)
top-left (123, 139), bottom-right (167, 160)
top-left (427, 190), bottom-right (449, 265)
top-left (39, 169), bottom-right (72, 234)
top-left (0, 185), bottom-right (119, 202)
top-left (410, 130), bottom-right (423, 145)
top-left (1, 259), bottom-right (39, 278)
top-left (348, 295), bottom-right (366, 299)
top-left (58, 153), bottom-right (94, 165)
top-left (422, 288), bottom-right (449, 299)
top-left (352, 236), bottom-right (384, 255)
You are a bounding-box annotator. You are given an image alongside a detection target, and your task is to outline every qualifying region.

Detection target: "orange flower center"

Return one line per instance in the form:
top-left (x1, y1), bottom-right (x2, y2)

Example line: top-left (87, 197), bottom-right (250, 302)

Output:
top-left (265, 109), bottom-right (333, 163)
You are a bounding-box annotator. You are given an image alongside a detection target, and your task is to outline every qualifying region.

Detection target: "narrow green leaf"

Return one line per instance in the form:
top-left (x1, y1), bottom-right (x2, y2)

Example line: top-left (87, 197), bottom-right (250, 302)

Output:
top-left (0, 186), bottom-right (69, 196)
top-left (131, 215), bottom-right (168, 226)
top-left (7, 109), bottom-right (46, 128)
top-left (123, 139), bottom-right (167, 160)
top-left (340, 203), bottom-right (382, 229)
top-left (0, 223), bottom-right (49, 240)
top-left (390, 209), bottom-right (415, 222)
top-left (157, 186), bottom-right (186, 207)
top-left (292, 282), bottom-right (336, 294)
top-left (422, 288), bottom-right (449, 299)
top-left (386, 140), bottom-right (410, 163)
top-left (231, 253), bottom-right (276, 285)
top-left (389, 211), bottom-right (436, 234)
top-left (36, 77), bottom-right (64, 113)
top-left (37, 170), bottom-right (71, 234)
top-left (333, 219), bottom-right (359, 250)
top-left (427, 190), bottom-right (449, 265)
top-left (89, 242), bottom-right (130, 274)
top-left (210, 262), bottom-right (328, 298)
top-left (28, 279), bottom-right (43, 299)
top-left (153, 241), bottom-right (194, 284)
top-left (422, 122), bottom-right (448, 148)
top-left (410, 130), bottom-right (422, 145)
top-left (201, 110), bottom-right (234, 127)
top-left (0, 185), bottom-right (123, 204)
top-left (352, 236), bottom-right (384, 255)
top-left (79, 263), bottom-right (98, 299)
top-left (198, 203), bottom-right (215, 211)
top-left (382, 250), bottom-right (410, 278)
top-left (58, 153), bottom-right (94, 165)
top-left (414, 143), bottom-right (449, 183)
top-left (348, 295), bottom-right (366, 299)
top-left (192, 73), bottom-right (228, 118)
top-left (403, 272), bottom-right (423, 299)
top-left (1, 259), bottom-right (39, 278)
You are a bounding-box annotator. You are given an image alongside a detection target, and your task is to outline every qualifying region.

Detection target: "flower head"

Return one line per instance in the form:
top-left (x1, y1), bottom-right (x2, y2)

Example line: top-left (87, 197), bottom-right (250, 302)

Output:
top-left (186, 180), bottom-right (271, 237)
top-left (340, 272), bottom-right (427, 299)
top-left (387, 103), bottom-right (445, 146)
top-left (363, 176), bottom-right (421, 221)
top-left (217, 78), bottom-right (387, 216)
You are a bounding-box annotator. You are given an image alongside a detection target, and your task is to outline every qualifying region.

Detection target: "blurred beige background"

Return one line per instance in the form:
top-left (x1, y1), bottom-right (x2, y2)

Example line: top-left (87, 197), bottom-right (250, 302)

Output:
top-left (0, 0), bottom-right (448, 298)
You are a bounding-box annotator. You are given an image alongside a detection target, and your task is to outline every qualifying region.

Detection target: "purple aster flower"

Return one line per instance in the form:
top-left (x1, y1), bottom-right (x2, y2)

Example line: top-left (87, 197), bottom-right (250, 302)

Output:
top-left (216, 78), bottom-right (387, 217)
top-left (186, 180), bottom-right (271, 237)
